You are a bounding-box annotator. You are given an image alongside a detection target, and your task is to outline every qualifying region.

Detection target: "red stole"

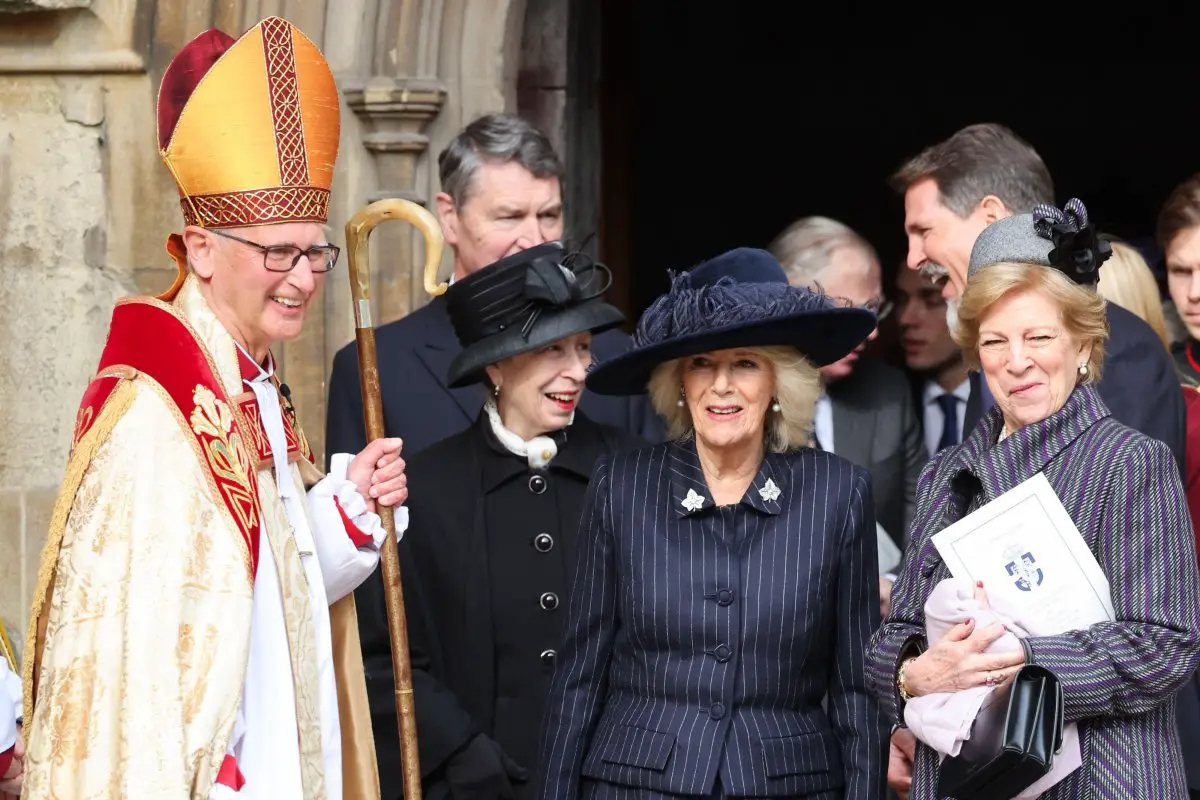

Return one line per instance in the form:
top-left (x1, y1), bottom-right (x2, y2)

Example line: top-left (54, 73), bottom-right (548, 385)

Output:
top-left (75, 296), bottom-right (266, 575)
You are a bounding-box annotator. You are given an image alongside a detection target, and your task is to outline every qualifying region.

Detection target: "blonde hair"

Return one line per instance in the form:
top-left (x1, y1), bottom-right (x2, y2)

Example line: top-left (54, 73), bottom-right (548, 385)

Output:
top-left (954, 263), bottom-right (1108, 383)
top-left (1096, 240), bottom-right (1170, 351)
top-left (646, 345), bottom-right (821, 453)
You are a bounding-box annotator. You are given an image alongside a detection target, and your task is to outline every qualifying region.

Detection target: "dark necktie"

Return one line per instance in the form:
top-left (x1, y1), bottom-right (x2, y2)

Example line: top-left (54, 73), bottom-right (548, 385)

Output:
top-left (936, 393), bottom-right (960, 451)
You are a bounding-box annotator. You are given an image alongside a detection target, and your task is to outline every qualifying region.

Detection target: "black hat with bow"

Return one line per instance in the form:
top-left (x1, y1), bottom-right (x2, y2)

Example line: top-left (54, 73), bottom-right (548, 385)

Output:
top-left (444, 242), bottom-right (625, 388)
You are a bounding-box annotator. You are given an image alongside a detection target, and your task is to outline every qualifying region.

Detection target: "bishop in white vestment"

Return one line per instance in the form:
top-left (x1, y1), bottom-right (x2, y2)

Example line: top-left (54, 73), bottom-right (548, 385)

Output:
top-left (22, 16), bottom-right (404, 800)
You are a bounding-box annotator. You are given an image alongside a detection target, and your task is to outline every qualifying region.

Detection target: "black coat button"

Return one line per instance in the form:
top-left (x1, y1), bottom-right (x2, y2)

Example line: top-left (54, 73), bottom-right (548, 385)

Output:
top-left (716, 589), bottom-right (735, 606)
top-left (540, 592), bottom-right (559, 611)
top-left (529, 474), bottom-right (547, 494)
top-left (534, 533), bottom-right (554, 552)
top-left (540, 649), bottom-right (557, 667)
top-left (713, 644), bottom-right (732, 663)
top-left (709, 702), bottom-right (726, 720)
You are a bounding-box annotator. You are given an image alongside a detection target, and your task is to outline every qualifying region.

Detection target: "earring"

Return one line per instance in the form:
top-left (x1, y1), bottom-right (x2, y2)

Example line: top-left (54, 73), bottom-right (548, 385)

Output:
top-left (493, 384), bottom-right (500, 397)
top-left (1078, 361), bottom-right (1088, 377)
top-left (771, 399), bottom-right (781, 413)
top-left (677, 386), bottom-right (685, 408)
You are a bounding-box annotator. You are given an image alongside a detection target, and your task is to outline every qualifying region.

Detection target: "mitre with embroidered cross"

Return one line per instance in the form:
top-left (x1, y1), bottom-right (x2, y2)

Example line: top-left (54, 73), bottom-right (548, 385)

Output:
top-left (155, 16), bottom-right (341, 299)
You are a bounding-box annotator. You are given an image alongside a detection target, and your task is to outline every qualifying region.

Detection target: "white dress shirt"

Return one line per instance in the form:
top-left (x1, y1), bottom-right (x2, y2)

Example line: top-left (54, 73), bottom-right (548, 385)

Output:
top-left (814, 393), bottom-right (835, 453)
top-left (922, 378), bottom-right (970, 456)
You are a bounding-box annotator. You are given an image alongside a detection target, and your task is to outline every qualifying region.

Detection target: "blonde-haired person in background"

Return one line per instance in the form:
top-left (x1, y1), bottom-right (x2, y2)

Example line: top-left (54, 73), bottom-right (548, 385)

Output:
top-left (1096, 238), bottom-right (1171, 351)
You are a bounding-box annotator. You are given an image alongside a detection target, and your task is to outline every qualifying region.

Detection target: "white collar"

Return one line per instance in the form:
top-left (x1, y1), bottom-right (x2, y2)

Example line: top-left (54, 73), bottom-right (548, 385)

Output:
top-left (484, 397), bottom-right (573, 469)
top-left (923, 377), bottom-right (970, 406)
top-left (234, 341), bottom-right (275, 383)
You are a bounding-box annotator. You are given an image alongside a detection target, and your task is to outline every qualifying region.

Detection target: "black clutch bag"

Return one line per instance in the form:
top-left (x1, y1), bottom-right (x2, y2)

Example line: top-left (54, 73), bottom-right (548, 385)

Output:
top-left (936, 664), bottom-right (1065, 800)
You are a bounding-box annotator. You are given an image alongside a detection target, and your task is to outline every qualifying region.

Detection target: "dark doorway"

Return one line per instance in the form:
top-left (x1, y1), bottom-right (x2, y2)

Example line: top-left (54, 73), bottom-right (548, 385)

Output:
top-left (596, 3), bottom-right (1200, 341)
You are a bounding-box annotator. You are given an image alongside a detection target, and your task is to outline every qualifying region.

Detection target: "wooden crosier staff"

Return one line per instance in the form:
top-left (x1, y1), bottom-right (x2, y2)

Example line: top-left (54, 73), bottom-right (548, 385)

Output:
top-left (345, 199), bottom-right (447, 799)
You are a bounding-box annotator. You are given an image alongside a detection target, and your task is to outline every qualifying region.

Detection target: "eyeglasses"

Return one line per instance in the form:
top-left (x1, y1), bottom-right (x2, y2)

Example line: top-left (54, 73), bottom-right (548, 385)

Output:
top-left (210, 228), bottom-right (340, 273)
top-left (863, 296), bottom-right (893, 322)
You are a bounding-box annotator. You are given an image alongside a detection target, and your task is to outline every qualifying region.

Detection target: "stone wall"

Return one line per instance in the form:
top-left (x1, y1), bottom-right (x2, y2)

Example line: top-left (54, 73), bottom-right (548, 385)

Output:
top-left (0, 64), bottom-right (180, 643)
top-left (0, 0), bottom-right (552, 645)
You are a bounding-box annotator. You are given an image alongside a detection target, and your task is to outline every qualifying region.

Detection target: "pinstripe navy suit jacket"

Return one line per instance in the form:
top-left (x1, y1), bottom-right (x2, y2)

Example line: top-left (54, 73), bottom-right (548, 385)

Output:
top-left (866, 386), bottom-right (1200, 799)
top-left (537, 439), bottom-right (886, 798)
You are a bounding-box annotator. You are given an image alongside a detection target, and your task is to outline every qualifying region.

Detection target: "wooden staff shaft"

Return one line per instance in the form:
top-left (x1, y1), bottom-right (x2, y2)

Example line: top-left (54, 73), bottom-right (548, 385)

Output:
top-left (345, 199), bottom-right (447, 799)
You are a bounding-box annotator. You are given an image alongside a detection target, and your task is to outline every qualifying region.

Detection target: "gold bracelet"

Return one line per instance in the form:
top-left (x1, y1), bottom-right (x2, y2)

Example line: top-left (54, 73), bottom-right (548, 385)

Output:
top-left (897, 657), bottom-right (917, 702)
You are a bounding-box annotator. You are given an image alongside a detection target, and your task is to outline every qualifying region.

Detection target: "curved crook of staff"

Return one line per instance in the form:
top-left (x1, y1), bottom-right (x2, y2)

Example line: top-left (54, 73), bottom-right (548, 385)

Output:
top-left (345, 198), bottom-right (446, 799)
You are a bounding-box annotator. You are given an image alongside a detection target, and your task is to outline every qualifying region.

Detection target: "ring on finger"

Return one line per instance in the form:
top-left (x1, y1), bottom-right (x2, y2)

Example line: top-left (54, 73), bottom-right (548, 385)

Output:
top-left (984, 670), bottom-right (996, 686)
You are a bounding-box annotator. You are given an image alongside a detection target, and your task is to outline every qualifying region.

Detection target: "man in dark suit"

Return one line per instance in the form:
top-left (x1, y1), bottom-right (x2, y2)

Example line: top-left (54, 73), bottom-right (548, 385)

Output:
top-left (325, 114), bottom-right (663, 464)
top-left (888, 121), bottom-right (1193, 799)
top-left (768, 216), bottom-right (927, 564)
top-left (892, 122), bottom-right (1184, 469)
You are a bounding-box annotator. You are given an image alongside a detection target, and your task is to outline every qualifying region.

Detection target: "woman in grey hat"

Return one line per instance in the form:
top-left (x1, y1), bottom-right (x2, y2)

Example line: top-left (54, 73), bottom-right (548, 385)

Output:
top-left (538, 247), bottom-right (885, 799)
top-left (867, 199), bottom-right (1200, 799)
top-left (356, 243), bottom-right (646, 800)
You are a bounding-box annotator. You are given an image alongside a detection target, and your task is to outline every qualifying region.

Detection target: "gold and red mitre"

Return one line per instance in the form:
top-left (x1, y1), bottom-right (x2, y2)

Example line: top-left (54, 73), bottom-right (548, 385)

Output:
top-left (155, 16), bottom-right (340, 297)
top-left (157, 16), bottom-right (339, 230)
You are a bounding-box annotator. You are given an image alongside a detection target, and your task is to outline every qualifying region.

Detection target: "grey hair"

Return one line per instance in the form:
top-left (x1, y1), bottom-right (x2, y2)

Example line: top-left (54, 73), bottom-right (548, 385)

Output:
top-left (890, 123), bottom-right (1055, 217)
top-left (437, 113), bottom-right (564, 207)
top-left (767, 216), bottom-right (878, 287)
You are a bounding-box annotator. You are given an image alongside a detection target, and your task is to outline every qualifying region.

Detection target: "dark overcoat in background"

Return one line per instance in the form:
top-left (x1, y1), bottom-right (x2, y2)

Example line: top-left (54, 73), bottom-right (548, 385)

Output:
top-left (356, 410), bottom-right (644, 800)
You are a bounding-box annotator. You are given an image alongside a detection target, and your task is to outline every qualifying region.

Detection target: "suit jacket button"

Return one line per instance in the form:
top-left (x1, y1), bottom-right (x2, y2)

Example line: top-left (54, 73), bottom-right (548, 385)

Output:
top-left (540, 591), bottom-right (559, 611)
top-left (709, 702), bottom-right (726, 720)
top-left (529, 474), bottom-right (547, 494)
top-left (713, 644), bottom-right (732, 663)
top-left (534, 533), bottom-right (554, 552)
top-left (540, 649), bottom-right (557, 667)
top-left (716, 588), bottom-right (735, 606)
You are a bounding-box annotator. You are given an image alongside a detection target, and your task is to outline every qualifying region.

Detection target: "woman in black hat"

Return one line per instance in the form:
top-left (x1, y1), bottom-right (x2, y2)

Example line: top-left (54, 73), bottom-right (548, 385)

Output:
top-left (537, 247), bottom-right (886, 799)
top-left (356, 243), bottom-right (647, 800)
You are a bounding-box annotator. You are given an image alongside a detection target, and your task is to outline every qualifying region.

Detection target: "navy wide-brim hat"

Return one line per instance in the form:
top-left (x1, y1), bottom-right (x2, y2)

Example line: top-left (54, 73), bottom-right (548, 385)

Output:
top-left (585, 247), bottom-right (878, 396)
top-left (445, 242), bottom-right (625, 388)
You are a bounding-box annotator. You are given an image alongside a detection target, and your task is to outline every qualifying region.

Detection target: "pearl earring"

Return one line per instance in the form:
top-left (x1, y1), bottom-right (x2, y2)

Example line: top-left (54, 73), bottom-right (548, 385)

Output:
top-left (1078, 361), bottom-right (1088, 377)
top-left (494, 384), bottom-right (501, 397)
top-left (677, 386), bottom-right (685, 407)
top-left (771, 399), bottom-right (781, 413)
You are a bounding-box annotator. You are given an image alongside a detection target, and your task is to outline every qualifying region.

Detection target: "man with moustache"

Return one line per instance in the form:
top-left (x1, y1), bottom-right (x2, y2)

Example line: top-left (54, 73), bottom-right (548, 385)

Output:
top-left (888, 122), bottom-right (1193, 800)
top-left (325, 114), bottom-right (661, 461)
top-left (894, 264), bottom-right (968, 456)
top-left (892, 122), bottom-right (1183, 469)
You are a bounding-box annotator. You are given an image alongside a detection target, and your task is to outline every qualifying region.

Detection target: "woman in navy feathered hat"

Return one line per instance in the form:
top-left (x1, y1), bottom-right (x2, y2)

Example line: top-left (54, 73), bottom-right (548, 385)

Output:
top-left (538, 247), bottom-right (887, 799)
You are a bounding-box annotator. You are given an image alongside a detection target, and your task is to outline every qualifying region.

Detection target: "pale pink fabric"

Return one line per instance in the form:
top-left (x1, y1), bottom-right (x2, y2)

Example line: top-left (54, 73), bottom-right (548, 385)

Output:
top-left (905, 578), bottom-right (1081, 799)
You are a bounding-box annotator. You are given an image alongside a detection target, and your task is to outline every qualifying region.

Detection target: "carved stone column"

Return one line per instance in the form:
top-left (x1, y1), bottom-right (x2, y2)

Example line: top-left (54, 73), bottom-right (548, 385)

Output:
top-left (344, 75), bottom-right (447, 325)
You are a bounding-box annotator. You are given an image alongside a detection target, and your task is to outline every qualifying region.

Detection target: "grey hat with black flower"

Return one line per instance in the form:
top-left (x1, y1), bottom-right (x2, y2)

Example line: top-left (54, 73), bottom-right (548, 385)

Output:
top-left (968, 197), bottom-right (1113, 284)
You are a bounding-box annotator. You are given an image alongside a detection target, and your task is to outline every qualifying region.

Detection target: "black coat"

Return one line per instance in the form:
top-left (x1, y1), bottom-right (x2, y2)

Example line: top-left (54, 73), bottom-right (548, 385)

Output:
top-left (324, 296), bottom-right (665, 463)
top-left (356, 410), bottom-right (645, 800)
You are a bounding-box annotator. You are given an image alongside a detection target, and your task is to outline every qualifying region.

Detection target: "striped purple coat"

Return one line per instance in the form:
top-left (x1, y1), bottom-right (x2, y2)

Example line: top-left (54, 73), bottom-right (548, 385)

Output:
top-left (865, 386), bottom-right (1200, 799)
